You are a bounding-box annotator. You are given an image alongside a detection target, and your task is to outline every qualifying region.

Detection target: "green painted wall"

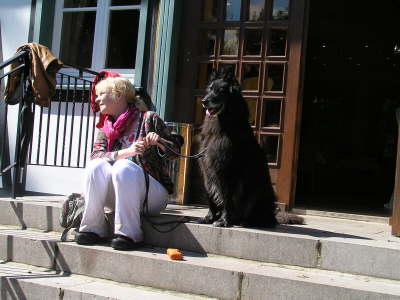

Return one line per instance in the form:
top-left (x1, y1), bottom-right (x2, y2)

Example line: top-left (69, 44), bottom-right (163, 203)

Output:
top-left (33, 0), bottom-right (55, 46)
top-left (151, 0), bottom-right (182, 120)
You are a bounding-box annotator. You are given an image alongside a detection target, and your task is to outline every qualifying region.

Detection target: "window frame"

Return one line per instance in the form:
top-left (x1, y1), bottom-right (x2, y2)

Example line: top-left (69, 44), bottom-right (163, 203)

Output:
top-left (51, 0), bottom-right (147, 82)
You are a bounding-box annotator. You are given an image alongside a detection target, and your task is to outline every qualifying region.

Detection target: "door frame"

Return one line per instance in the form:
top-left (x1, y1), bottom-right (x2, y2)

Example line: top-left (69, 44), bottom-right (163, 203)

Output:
top-left (277, 0), bottom-right (309, 208)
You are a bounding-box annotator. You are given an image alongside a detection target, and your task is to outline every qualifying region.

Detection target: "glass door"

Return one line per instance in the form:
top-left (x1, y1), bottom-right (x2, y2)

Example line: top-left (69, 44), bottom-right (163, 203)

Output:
top-left (174, 0), bottom-right (308, 208)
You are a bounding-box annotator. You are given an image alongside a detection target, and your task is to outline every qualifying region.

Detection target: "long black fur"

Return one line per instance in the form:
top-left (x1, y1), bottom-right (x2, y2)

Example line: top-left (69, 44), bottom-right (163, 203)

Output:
top-left (197, 70), bottom-right (304, 228)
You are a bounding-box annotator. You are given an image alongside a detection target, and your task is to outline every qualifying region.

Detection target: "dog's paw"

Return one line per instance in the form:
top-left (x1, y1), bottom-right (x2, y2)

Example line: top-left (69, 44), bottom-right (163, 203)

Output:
top-left (213, 219), bottom-right (232, 227)
top-left (196, 217), bottom-right (213, 224)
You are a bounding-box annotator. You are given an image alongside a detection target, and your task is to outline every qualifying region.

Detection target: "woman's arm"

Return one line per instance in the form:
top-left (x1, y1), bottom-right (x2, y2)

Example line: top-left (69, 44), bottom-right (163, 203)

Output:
top-left (144, 112), bottom-right (183, 160)
top-left (91, 131), bottom-right (118, 161)
top-left (91, 130), bottom-right (146, 161)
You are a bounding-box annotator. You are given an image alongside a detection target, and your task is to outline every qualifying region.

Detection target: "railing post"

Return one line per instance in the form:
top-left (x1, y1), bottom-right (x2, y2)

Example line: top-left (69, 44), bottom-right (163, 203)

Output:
top-left (11, 52), bottom-right (30, 198)
top-left (0, 83), bottom-right (12, 189)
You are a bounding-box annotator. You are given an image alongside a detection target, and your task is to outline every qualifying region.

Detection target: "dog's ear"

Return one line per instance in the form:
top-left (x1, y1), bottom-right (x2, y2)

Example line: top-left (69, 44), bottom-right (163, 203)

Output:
top-left (229, 82), bottom-right (241, 94)
top-left (221, 68), bottom-right (235, 82)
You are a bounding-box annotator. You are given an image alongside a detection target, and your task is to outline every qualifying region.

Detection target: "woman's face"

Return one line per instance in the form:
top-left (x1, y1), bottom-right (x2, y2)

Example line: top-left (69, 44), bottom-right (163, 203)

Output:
top-left (95, 88), bottom-right (119, 116)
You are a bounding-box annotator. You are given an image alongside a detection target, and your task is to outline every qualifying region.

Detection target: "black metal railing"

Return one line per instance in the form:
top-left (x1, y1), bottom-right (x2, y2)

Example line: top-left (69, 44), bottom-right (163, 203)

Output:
top-left (0, 52), bottom-right (99, 198)
top-left (0, 50), bottom-right (31, 198)
top-left (28, 66), bottom-right (98, 169)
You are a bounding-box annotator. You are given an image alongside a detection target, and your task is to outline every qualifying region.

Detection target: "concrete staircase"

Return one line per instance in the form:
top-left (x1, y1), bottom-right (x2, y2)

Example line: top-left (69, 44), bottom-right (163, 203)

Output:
top-left (1, 195), bottom-right (400, 299)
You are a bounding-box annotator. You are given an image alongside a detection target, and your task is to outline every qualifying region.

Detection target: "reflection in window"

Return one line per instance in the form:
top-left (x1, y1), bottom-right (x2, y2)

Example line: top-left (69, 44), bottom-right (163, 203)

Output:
top-left (60, 11), bottom-right (96, 67)
top-left (202, 0), bottom-right (218, 22)
top-left (265, 64), bottom-right (285, 91)
top-left (272, 0), bottom-right (289, 20)
top-left (64, 0), bottom-right (97, 8)
top-left (260, 135), bottom-right (279, 163)
top-left (244, 29), bottom-right (262, 55)
top-left (262, 99), bottom-right (282, 127)
top-left (242, 64), bottom-right (260, 90)
top-left (222, 29), bottom-right (240, 55)
top-left (225, 0), bottom-right (241, 21)
top-left (218, 63), bottom-right (237, 75)
top-left (106, 10), bottom-right (139, 68)
top-left (268, 29), bottom-right (287, 56)
top-left (248, 0), bottom-right (264, 21)
top-left (195, 96), bottom-right (206, 123)
top-left (197, 63), bottom-right (214, 88)
top-left (200, 30), bottom-right (217, 56)
top-left (245, 97), bottom-right (258, 126)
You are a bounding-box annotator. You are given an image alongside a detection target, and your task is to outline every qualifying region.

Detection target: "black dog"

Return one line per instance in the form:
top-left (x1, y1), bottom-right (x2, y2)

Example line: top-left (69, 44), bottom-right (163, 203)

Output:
top-left (197, 70), bottom-right (303, 228)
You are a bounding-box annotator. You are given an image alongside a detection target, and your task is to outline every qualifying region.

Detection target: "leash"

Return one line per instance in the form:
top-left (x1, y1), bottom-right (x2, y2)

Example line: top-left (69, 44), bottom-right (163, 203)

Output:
top-left (157, 140), bottom-right (207, 159)
top-left (139, 156), bottom-right (190, 233)
top-left (135, 112), bottom-right (190, 233)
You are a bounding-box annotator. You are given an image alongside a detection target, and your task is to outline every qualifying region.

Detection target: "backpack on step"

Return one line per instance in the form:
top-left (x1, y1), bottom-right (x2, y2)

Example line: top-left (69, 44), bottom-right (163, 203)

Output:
top-left (60, 193), bottom-right (85, 241)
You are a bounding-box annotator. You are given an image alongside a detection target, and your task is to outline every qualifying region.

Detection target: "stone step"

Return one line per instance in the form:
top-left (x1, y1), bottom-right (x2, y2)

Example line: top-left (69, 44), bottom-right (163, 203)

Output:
top-left (1, 226), bottom-right (400, 300)
top-left (0, 261), bottom-right (213, 300)
top-left (1, 197), bottom-right (400, 282)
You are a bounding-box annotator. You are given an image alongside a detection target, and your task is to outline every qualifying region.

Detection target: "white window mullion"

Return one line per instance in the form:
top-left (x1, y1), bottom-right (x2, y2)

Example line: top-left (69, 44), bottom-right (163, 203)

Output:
top-left (91, 0), bottom-right (110, 70)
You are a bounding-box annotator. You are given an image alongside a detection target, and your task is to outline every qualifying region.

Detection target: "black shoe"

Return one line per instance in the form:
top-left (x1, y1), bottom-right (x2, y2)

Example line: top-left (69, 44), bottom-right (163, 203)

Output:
top-left (75, 232), bottom-right (102, 245)
top-left (111, 235), bottom-right (144, 251)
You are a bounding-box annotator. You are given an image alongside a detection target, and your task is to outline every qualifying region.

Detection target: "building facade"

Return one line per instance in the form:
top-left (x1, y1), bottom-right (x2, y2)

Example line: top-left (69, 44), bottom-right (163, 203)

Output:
top-left (2, 0), bottom-right (400, 226)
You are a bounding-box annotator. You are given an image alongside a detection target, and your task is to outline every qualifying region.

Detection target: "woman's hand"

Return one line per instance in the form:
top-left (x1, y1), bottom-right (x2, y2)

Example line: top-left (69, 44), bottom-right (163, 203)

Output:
top-left (143, 132), bottom-right (161, 147)
top-left (129, 140), bottom-right (147, 155)
top-left (116, 140), bottom-right (147, 159)
top-left (143, 132), bottom-right (167, 152)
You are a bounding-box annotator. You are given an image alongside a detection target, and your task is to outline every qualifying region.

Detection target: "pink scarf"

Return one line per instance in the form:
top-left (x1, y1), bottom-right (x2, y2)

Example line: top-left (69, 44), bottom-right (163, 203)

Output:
top-left (101, 105), bottom-right (139, 151)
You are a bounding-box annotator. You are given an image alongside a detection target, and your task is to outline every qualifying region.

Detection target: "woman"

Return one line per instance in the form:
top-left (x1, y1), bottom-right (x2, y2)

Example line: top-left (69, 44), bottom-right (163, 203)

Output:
top-left (75, 77), bottom-right (181, 250)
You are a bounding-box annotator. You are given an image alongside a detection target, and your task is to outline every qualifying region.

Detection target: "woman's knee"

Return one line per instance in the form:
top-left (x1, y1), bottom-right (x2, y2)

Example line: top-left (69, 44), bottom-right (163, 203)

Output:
top-left (111, 159), bottom-right (142, 183)
top-left (86, 159), bottom-right (111, 179)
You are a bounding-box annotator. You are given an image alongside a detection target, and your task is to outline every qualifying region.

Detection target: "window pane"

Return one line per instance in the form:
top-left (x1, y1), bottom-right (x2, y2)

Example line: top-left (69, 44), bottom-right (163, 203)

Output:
top-left (265, 64), bottom-right (285, 91)
top-left (60, 11), bottom-right (96, 68)
top-left (200, 30), bottom-right (217, 56)
top-left (242, 63), bottom-right (260, 90)
top-left (245, 97), bottom-right (258, 126)
top-left (222, 29), bottom-right (239, 55)
top-left (202, 0), bottom-right (218, 22)
top-left (64, 0), bottom-right (97, 8)
top-left (197, 63), bottom-right (214, 89)
top-left (272, 0), bottom-right (289, 20)
top-left (268, 29), bottom-right (287, 56)
top-left (262, 99), bottom-right (282, 127)
top-left (244, 29), bottom-right (262, 55)
top-left (248, 0), bottom-right (264, 21)
top-left (111, 0), bottom-right (140, 5)
top-left (106, 10), bottom-right (139, 68)
top-left (225, 0), bottom-right (241, 21)
top-left (260, 135), bottom-right (279, 163)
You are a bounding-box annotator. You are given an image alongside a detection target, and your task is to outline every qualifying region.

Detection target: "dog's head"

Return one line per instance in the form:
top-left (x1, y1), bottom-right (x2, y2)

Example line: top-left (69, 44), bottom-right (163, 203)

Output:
top-left (202, 69), bottom-right (243, 117)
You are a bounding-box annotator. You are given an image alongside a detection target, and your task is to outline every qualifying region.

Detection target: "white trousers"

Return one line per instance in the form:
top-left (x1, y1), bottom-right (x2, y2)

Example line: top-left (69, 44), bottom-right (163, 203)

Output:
top-left (79, 158), bottom-right (168, 242)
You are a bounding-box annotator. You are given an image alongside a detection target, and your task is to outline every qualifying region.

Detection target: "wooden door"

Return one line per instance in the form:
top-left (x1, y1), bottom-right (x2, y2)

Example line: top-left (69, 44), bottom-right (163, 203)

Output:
top-left (174, 0), bottom-right (308, 208)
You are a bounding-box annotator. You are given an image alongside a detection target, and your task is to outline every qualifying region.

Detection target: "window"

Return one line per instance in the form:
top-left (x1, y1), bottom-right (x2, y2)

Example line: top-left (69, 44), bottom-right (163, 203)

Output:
top-left (52, 0), bottom-right (142, 80)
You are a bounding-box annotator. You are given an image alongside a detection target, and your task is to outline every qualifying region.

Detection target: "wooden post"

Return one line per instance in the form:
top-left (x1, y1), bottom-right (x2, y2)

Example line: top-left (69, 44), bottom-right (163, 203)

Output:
top-left (391, 110), bottom-right (400, 236)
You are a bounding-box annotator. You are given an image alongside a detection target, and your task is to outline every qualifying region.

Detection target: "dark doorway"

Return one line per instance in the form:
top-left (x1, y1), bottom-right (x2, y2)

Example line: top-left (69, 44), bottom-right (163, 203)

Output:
top-left (296, 0), bottom-right (400, 215)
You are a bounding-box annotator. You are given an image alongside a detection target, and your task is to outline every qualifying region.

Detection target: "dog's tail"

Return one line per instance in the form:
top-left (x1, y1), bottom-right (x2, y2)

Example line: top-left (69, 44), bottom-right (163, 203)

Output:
top-left (276, 212), bottom-right (305, 225)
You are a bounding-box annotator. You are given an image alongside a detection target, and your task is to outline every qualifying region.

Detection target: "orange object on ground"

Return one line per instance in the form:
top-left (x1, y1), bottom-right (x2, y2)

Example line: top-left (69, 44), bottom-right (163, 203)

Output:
top-left (167, 248), bottom-right (183, 260)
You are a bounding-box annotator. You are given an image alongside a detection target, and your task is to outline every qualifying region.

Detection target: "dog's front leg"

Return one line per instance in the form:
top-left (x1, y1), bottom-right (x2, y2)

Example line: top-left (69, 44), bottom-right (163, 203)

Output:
top-left (197, 201), bottom-right (220, 224)
top-left (213, 206), bottom-right (234, 227)
top-left (212, 194), bottom-right (234, 227)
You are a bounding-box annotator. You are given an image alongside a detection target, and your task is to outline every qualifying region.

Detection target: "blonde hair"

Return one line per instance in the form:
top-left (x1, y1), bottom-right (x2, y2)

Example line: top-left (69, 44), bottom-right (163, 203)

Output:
top-left (95, 77), bottom-right (136, 104)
